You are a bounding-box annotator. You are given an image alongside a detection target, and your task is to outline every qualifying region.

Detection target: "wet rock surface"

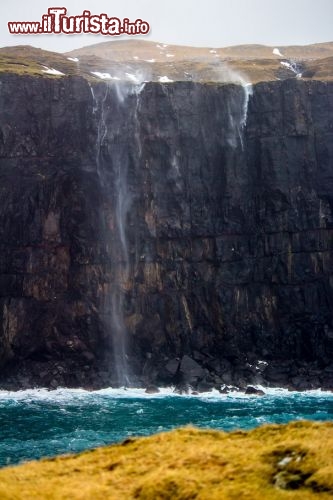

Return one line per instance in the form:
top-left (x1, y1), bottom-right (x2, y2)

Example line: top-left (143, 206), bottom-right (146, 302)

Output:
top-left (0, 73), bottom-right (332, 390)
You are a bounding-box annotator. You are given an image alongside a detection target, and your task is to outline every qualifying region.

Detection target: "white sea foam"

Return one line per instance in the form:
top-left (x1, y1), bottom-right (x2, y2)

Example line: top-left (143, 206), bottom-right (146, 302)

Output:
top-left (0, 386), bottom-right (333, 403)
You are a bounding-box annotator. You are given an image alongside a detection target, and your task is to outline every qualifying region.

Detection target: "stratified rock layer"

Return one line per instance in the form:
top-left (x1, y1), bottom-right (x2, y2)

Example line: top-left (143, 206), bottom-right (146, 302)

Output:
top-left (0, 73), bottom-right (332, 389)
top-left (0, 422), bottom-right (333, 499)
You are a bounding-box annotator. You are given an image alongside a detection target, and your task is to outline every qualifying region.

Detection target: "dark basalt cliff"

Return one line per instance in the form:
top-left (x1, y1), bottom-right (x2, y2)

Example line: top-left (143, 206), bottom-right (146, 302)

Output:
top-left (0, 73), bottom-right (332, 390)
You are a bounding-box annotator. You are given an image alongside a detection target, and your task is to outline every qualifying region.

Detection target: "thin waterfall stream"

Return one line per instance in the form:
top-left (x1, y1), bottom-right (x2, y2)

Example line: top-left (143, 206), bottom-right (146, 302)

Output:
top-left (93, 80), bottom-right (145, 387)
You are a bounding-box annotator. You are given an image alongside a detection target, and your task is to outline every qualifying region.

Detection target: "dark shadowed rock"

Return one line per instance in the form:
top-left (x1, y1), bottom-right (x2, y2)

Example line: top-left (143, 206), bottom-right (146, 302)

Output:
top-left (165, 359), bottom-right (180, 376)
top-left (0, 72), bottom-right (332, 389)
top-left (144, 385), bottom-right (160, 394)
top-left (196, 380), bottom-right (214, 393)
top-left (245, 386), bottom-right (265, 396)
top-left (179, 355), bottom-right (205, 384)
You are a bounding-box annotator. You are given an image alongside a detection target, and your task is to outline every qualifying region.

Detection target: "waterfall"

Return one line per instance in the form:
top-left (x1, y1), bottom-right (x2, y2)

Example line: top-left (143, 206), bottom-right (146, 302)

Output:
top-left (227, 80), bottom-right (252, 150)
top-left (240, 82), bottom-right (253, 129)
top-left (214, 64), bottom-right (252, 149)
top-left (110, 123), bottom-right (132, 387)
top-left (90, 64), bottom-right (250, 386)
top-left (94, 86), bottom-right (109, 177)
top-left (92, 79), bottom-right (144, 387)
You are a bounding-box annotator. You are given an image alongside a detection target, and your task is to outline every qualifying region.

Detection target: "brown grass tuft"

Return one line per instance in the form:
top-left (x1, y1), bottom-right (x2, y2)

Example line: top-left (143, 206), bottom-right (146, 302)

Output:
top-left (0, 422), bottom-right (333, 498)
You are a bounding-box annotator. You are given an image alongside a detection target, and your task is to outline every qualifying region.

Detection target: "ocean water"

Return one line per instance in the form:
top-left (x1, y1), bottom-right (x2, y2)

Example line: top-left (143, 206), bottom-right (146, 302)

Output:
top-left (0, 387), bottom-right (333, 468)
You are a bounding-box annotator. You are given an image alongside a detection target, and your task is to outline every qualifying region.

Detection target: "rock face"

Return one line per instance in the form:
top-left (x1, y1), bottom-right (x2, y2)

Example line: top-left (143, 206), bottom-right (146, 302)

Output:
top-left (0, 72), bottom-right (332, 389)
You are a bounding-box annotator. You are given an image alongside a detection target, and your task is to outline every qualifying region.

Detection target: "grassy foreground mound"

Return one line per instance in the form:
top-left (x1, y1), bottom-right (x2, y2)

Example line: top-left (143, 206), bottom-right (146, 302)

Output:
top-left (1, 422), bottom-right (333, 499)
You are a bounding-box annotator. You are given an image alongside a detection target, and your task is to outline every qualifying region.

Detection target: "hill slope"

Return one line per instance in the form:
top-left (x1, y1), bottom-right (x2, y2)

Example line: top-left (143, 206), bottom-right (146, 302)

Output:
top-left (0, 422), bottom-right (333, 499)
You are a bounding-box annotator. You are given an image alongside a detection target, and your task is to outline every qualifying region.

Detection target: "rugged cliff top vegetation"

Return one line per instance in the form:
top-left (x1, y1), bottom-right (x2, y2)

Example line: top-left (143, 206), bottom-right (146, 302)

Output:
top-left (0, 421), bottom-right (332, 499)
top-left (0, 40), bottom-right (332, 83)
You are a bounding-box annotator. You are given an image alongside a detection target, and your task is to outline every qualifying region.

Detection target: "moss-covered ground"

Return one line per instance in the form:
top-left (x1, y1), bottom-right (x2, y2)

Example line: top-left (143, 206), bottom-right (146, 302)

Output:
top-left (0, 421), bottom-right (333, 499)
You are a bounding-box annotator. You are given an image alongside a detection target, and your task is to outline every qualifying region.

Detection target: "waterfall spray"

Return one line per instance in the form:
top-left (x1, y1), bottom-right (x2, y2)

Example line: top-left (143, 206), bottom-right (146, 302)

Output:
top-left (112, 81), bottom-right (146, 386)
top-left (93, 76), bottom-right (146, 387)
top-left (214, 64), bottom-right (252, 149)
top-left (91, 62), bottom-right (250, 386)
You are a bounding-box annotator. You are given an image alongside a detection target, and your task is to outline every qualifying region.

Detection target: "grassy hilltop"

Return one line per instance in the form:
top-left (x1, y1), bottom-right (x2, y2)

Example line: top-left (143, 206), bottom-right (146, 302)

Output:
top-left (0, 40), bottom-right (332, 82)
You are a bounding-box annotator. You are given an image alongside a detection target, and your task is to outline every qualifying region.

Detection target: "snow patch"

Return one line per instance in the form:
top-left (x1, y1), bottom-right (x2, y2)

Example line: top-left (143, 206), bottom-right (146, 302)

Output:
top-left (280, 61), bottom-right (293, 70)
top-left (273, 48), bottom-right (284, 57)
top-left (67, 57), bottom-right (79, 62)
top-left (133, 56), bottom-right (139, 60)
top-left (125, 72), bottom-right (140, 83)
top-left (91, 72), bottom-right (120, 80)
top-left (166, 54), bottom-right (175, 58)
top-left (280, 60), bottom-right (302, 77)
top-left (158, 76), bottom-right (174, 83)
top-left (145, 59), bottom-right (155, 63)
top-left (41, 66), bottom-right (64, 76)
top-left (209, 49), bottom-right (217, 54)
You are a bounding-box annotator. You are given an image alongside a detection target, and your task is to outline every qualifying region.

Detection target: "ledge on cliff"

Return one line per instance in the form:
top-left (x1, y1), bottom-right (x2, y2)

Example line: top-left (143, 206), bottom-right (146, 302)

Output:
top-left (0, 422), bottom-right (332, 499)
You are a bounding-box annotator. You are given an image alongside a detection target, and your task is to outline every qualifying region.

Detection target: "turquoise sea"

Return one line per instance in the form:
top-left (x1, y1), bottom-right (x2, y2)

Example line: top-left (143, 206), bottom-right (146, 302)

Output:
top-left (1, 387), bottom-right (333, 468)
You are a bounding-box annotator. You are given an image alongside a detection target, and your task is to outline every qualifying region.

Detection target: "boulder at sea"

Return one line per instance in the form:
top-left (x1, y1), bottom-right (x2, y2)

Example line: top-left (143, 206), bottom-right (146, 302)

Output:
top-left (245, 386), bottom-right (265, 395)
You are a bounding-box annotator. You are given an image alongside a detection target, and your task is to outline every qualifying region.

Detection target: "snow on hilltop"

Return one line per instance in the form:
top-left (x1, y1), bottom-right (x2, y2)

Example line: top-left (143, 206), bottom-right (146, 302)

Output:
top-left (0, 41), bottom-right (332, 83)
